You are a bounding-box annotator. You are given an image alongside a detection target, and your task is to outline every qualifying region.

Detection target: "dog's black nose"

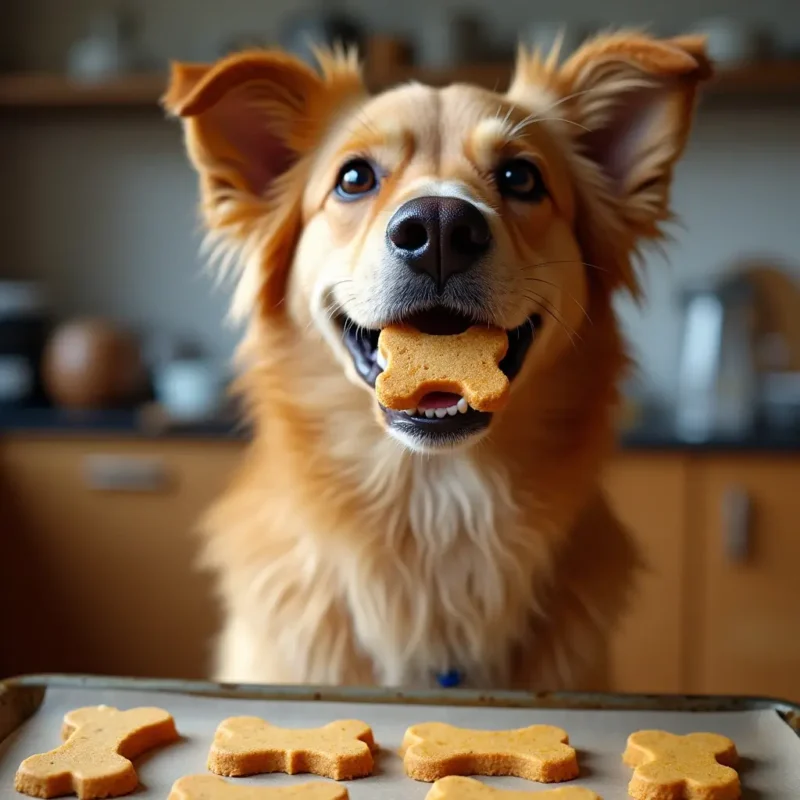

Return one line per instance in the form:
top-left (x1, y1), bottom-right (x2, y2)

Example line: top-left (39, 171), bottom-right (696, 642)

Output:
top-left (386, 196), bottom-right (492, 290)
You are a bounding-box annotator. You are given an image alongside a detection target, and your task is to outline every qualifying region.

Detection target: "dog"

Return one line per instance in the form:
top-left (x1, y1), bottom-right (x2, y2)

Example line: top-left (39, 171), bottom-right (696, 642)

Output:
top-left (165, 31), bottom-right (711, 689)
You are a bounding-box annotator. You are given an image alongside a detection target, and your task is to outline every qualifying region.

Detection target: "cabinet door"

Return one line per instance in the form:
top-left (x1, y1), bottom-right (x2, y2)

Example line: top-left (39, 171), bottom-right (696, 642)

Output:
top-left (603, 454), bottom-right (688, 693)
top-left (0, 436), bottom-right (243, 679)
top-left (689, 456), bottom-right (800, 702)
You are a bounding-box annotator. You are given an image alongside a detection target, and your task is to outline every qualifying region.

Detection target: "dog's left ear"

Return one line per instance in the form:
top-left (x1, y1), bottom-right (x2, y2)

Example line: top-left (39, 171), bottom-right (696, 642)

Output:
top-left (509, 33), bottom-right (712, 288)
top-left (164, 50), bottom-right (364, 317)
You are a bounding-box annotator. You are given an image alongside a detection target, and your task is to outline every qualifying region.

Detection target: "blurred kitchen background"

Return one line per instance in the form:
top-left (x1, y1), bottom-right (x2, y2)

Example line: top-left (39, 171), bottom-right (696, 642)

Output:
top-left (1, 1), bottom-right (799, 701)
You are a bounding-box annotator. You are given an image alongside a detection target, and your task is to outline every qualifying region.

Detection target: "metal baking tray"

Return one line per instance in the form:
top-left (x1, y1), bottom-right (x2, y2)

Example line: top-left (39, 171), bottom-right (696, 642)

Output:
top-left (1, 675), bottom-right (799, 798)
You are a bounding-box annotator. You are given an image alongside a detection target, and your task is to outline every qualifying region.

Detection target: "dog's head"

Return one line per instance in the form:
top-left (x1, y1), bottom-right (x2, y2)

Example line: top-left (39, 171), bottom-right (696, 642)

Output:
top-left (166, 33), bottom-right (710, 453)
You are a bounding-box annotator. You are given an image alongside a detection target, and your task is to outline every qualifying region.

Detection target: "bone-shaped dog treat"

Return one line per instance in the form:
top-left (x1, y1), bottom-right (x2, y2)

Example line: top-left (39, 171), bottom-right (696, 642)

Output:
top-left (14, 705), bottom-right (179, 799)
top-left (376, 325), bottom-right (510, 412)
top-left (169, 774), bottom-right (349, 800)
top-left (207, 717), bottom-right (375, 780)
top-left (426, 777), bottom-right (601, 799)
top-left (624, 730), bottom-right (740, 800)
top-left (402, 722), bottom-right (579, 783)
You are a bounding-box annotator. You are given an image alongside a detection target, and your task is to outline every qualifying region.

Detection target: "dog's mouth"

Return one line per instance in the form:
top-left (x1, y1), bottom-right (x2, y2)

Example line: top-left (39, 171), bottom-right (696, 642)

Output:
top-left (336, 307), bottom-right (541, 447)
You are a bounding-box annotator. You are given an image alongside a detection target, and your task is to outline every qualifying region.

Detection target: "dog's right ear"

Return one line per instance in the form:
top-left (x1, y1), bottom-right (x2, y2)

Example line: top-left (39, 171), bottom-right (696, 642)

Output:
top-left (164, 52), bottom-right (324, 204)
top-left (509, 32), bottom-right (711, 296)
top-left (163, 50), bottom-right (364, 315)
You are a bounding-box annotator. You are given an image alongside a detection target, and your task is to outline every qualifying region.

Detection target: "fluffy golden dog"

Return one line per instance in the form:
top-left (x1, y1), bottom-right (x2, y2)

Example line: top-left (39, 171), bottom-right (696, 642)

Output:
top-left (165, 32), bottom-right (710, 689)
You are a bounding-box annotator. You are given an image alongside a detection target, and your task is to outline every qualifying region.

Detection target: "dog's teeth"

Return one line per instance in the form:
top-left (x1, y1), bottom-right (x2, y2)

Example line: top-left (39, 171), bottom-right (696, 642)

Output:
top-left (457, 397), bottom-right (468, 414)
top-left (424, 409), bottom-right (436, 419)
top-left (376, 350), bottom-right (387, 370)
top-left (434, 407), bottom-right (448, 419)
top-left (446, 405), bottom-right (458, 416)
top-left (403, 408), bottom-right (416, 415)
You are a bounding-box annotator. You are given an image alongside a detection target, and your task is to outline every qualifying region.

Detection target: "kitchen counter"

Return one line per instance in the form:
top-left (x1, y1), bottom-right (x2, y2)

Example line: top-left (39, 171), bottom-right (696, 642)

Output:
top-left (619, 419), bottom-right (800, 452)
top-left (2, 405), bottom-right (800, 452)
top-left (0, 405), bottom-right (250, 440)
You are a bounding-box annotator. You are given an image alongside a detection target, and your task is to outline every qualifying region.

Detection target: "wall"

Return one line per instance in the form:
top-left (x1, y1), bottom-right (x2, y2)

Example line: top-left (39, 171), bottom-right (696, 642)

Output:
top-left (1, 0), bottom-right (800, 396)
top-left (617, 103), bottom-right (800, 396)
top-left (0, 112), bottom-right (239, 363)
top-left (6, 0), bottom-right (800, 67)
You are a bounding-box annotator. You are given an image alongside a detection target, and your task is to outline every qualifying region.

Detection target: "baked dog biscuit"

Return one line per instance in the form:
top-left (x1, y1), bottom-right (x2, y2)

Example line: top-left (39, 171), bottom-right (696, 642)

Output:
top-left (375, 325), bottom-right (510, 412)
top-left (624, 730), bottom-right (740, 800)
top-left (402, 722), bottom-right (578, 783)
top-left (14, 705), bottom-right (179, 799)
top-left (207, 717), bottom-right (375, 780)
top-left (169, 774), bottom-right (349, 800)
top-left (426, 777), bottom-right (601, 799)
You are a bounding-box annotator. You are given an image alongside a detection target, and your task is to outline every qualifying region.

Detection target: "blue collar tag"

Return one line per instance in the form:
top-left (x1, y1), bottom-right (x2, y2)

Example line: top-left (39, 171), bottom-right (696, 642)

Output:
top-left (435, 669), bottom-right (463, 688)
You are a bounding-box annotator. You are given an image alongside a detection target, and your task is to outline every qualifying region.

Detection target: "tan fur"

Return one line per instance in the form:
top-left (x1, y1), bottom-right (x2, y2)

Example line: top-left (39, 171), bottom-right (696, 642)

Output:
top-left (165, 33), bottom-right (710, 688)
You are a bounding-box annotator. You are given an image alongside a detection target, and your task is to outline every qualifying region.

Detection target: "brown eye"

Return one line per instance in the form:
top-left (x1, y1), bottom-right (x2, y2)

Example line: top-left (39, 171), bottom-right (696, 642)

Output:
top-left (335, 159), bottom-right (378, 199)
top-left (496, 159), bottom-right (547, 202)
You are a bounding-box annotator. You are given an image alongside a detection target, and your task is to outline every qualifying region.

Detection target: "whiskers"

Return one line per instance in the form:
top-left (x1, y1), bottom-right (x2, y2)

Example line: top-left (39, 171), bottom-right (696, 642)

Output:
top-left (521, 288), bottom-right (581, 348)
top-left (310, 277), bottom-right (358, 334)
top-left (523, 276), bottom-right (590, 325)
top-left (537, 86), bottom-right (599, 115)
top-left (508, 110), bottom-right (590, 139)
top-left (493, 103), bottom-right (516, 132)
top-left (520, 258), bottom-right (609, 276)
top-left (504, 86), bottom-right (599, 140)
top-left (512, 257), bottom-right (602, 347)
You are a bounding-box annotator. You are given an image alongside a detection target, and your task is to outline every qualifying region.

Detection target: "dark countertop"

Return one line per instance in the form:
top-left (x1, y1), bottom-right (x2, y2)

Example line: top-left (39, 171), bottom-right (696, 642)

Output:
top-left (0, 405), bottom-right (250, 440)
top-left (619, 420), bottom-right (800, 453)
top-left (1, 404), bottom-right (800, 453)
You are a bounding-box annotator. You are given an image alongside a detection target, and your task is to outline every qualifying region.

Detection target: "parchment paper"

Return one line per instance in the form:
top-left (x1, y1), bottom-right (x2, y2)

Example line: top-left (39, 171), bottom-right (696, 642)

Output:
top-left (1, 685), bottom-right (798, 798)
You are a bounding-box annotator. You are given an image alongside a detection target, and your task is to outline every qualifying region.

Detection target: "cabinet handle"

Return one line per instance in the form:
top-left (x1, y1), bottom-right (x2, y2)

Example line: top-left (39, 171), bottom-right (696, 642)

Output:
top-left (84, 455), bottom-right (169, 493)
top-left (722, 485), bottom-right (752, 564)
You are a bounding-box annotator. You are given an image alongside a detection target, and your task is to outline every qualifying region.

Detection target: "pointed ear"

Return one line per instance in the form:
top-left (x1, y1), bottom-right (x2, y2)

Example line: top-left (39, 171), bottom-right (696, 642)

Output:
top-left (566, 33), bottom-right (711, 227)
top-left (163, 49), bottom-right (365, 316)
top-left (162, 62), bottom-right (211, 110)
top-left (508, 32), bottom-right (711, 292)
top-left (558, 33), bottom-right (711, 226)
top-left (164, 49), bottom-right (364, 208)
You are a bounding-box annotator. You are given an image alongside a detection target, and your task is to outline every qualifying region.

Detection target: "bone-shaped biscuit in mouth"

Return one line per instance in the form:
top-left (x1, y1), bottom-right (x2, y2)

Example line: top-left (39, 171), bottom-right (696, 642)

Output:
top-left (402, 722), bottom-right (579, 783)
top-left (426, 777), bottom-right (601, 799)
top-left (169, 774), bottom-right (349, 800)
top-left (14, 705), bottom-right (179, 799)
top-left (623, 730), bottom-right (740, 800)
top-left (207, 717), bottom-right (376, 780)
top-left (375, 325), bottom-right (510, 413)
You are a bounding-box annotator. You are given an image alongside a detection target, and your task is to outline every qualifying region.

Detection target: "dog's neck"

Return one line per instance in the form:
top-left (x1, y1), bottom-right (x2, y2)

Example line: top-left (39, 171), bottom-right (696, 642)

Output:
top-left (344, 445), bottom-right (533, 686)
top-left (231, 297), bottom-right (626, 686)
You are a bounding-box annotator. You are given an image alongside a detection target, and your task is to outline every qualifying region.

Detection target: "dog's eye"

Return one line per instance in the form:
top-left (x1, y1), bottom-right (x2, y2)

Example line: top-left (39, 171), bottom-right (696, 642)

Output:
top-left (335, 159), bottom-right (378, 198)
top-left (496, 159), bottom-right (547, 202)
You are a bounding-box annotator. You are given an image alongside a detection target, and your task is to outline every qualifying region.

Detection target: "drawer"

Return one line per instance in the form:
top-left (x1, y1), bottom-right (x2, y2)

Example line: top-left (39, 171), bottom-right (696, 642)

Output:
top-left (0, 436), bottom-right (243, 678)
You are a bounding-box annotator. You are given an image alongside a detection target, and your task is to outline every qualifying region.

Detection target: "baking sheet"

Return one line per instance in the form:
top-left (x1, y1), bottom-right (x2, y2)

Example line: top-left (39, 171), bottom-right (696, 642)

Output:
top-left (1, 685), bottom-right (799, 799)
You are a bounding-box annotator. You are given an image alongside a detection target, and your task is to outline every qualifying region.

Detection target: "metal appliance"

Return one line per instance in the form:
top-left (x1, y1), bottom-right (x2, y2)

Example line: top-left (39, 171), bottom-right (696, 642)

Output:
top-left (0, 281), bottom-right (49, 405)
top-left (675, 273), bottom-right (760, 441)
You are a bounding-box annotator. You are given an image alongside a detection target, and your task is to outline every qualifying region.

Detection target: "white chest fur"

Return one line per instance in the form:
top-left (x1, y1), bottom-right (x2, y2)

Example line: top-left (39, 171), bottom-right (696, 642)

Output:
top-left (218, 440), bottom-right (552, 688)
top-left (335, 445), bottom-right (547, 687)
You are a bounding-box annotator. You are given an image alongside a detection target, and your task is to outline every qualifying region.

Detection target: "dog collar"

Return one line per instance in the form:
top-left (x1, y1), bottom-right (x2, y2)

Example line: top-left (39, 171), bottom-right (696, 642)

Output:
top-left (435, 669), bottom-right (463, 689)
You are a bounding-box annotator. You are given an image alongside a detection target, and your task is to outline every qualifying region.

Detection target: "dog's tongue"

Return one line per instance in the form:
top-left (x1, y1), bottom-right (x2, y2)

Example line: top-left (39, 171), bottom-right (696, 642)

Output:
top-left (417, 392), bottom-right (461, 410)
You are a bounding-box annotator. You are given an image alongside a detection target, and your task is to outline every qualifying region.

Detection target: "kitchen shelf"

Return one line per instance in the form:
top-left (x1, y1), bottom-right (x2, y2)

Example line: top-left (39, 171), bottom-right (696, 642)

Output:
top-left (1, 59), bottom-right (799, 110)
top-left (709, 59), bottom-right (800, 94)
top-left (0, 72), bottom-right (167, 108)
top-left (375, 59), bottom-right (800, 95)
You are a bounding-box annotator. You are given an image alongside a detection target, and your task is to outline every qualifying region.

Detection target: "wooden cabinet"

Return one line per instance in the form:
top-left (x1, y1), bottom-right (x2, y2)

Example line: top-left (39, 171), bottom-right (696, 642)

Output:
top-left (605, 451), bottom-right (800, 701)
top-left (688, 456), bottom-right (800, 702)
top-left (603, 454), bottom-right (688, 693)
top-left (0, 436), bottom-right (242, 680)
top-left (2, 434), bottom-right (799, 699)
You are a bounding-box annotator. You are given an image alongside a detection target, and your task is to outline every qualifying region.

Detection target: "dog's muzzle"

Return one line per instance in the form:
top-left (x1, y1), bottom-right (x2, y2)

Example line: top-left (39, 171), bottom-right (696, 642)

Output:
top-left (331, 196), bottom-right (540, 449)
